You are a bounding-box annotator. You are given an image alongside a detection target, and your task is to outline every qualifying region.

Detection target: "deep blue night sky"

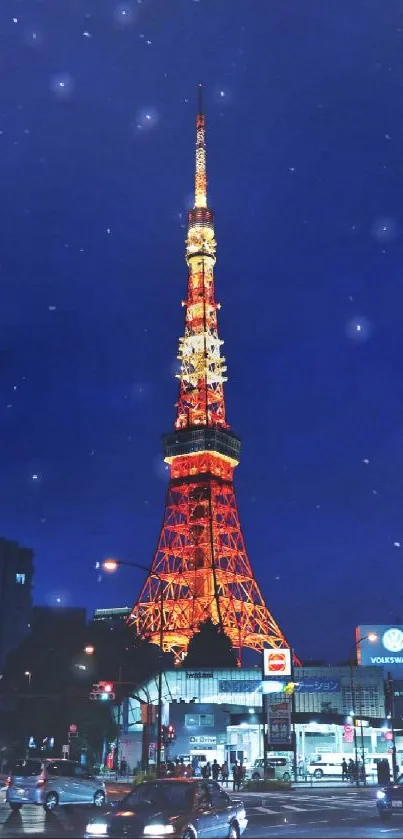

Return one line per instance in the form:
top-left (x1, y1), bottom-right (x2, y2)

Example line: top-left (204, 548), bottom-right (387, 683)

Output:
top-left (1, 0), bottom-right (403, 662)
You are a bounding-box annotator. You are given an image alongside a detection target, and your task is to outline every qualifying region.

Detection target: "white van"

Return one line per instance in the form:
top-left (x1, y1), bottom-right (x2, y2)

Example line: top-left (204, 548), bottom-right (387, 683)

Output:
top-left (248, 757), bottom-right (293, 782)
top-left (307, 754), bottom-right (344, 778)
top-left (308, 752), bottom-right (397, 780)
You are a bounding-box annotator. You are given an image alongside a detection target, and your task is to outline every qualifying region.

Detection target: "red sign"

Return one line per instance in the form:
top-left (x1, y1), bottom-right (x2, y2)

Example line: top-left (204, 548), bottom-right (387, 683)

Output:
top-left (343, 724), bottom-right (354, 743)
top-left (270, 654), bottom-right (287, 672)
top-left (263, 648), bottom-right (291, 677)
top-left (69, 724), bottom-right (78, 734)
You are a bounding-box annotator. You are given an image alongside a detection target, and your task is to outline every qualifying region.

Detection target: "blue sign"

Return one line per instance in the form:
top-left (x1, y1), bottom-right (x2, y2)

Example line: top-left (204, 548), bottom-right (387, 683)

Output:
top-left (219, 679), bottom-right (261, 694)
top-left (357, 625), bottom-right (403, 666)
top-left (297, 678), bottom-right (340, 693)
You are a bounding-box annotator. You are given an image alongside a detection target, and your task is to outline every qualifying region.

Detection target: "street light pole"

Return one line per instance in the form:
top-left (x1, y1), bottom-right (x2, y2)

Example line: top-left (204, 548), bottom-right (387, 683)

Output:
top-left (349, 633), bottom-right (377, 787)
top-left (349, 662), bottom-right (360, 787)
top-left (100, 558), bottom-right (165, 778)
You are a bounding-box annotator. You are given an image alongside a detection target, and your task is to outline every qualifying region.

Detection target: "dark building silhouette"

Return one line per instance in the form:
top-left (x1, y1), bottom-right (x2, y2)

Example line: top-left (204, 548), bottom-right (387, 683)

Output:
top-left (0, 538), bottom-right (34, 671)
top-left (31, 605), bottom-right (86, 636)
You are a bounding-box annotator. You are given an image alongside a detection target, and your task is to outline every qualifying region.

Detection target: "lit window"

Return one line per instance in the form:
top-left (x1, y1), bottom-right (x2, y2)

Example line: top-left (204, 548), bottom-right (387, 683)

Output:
top-left (15, 573), bottom-right (26, 584)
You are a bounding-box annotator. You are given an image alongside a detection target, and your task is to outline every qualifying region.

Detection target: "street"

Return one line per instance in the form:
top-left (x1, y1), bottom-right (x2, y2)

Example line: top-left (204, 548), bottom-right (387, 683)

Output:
top-left (0, 784), bottom-right (397, 838)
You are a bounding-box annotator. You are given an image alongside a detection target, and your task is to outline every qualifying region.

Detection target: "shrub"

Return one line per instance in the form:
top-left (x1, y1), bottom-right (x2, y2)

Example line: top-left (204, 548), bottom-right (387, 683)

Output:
top-left (243, 779), bottom-right (292, 792)
top-left (132, 769), bottom-right (157, 787)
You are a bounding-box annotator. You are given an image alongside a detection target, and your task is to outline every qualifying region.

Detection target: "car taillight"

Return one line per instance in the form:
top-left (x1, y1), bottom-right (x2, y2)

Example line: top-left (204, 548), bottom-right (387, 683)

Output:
top-left (36, 779), bottom-right (46, 788)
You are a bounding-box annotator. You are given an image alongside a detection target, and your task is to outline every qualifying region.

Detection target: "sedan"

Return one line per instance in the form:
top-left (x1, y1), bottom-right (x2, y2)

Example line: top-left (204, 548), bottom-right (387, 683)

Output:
top-left (85, 778), bottom-right (247, 839)
top-left (377, 775), bottom-right (403, 820)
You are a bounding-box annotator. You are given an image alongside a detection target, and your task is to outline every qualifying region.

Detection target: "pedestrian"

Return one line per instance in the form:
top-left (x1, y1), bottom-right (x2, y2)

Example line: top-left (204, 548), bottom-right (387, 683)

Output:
top-left (201, 762), bottom-right (211, 779)
top-left (211, 759), bottom-right (220, 782)
top-left (341, 758), bottom-right (348, 782)
top-left (221, 762), bottom-right (229, 786)
top-left (232, 761), bottom-right (242, 792)
top-left (348, 759), bottom-right (355, 783)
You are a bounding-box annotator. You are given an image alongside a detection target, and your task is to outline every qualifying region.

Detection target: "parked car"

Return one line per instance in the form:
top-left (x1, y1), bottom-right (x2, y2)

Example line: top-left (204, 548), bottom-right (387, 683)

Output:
top-left (6, 758), bottom-right (106, 811)
top-left (85, 778), bottom-right (247, 839)
top-left (247, 757), bottom-right (293, 782)
top-left (377, 776), bottom-right (403, 820)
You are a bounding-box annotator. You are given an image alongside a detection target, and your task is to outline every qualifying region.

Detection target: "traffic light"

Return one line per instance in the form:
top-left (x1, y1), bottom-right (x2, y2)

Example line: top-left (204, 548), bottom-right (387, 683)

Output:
top-left (89, 681), bottom-right (115, 701)
top-left (283, 682), bottom-right (296, 697)
top-left (161, 725), bottom-right (176, 745)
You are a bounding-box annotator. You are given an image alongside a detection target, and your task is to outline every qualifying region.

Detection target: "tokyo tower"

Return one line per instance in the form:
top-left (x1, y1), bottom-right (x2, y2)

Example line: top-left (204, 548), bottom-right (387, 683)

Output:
top-left (129, 86), bottom-right (290, 663)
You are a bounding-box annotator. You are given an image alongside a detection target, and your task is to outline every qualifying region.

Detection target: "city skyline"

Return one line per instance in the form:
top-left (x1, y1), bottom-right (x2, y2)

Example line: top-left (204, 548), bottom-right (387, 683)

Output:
top-left (1, 0), bottom-right (403, 662)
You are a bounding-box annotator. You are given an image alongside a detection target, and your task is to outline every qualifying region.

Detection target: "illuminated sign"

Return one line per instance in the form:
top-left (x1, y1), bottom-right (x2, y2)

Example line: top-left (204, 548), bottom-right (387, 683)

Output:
top-left (186, 672), bottom-right (213, 679)
top-left (189, 735), bottom-right (216, 746)
top-left (219, 679), bottom-right (261, 693)
top-left (266, 698), bottom-right (292, 748)
top-left (297, 678), bottom-right (340, 693)
top-left (357, 625), bottom-right (403, 666)
top-left (263, 648), bottom-right (291, 677)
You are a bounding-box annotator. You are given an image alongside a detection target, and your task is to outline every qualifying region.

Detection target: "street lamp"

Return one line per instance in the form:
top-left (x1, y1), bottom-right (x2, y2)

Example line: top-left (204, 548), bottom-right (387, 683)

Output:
top-left (350, 633), bottom-right (377, 786)
top-left (100, 558), bottom-right (165, 778)
top-left (24, 671), bottom-right (32, 686)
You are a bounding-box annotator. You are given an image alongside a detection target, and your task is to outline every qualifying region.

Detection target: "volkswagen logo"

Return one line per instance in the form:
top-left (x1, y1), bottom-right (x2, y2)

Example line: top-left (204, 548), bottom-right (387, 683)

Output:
top-left (382, 627), bottom-right (403, 653)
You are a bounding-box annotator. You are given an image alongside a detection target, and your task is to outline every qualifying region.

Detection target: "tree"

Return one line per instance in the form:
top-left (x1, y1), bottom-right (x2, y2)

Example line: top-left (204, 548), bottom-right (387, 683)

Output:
top-left (184, 619), bottom-right (238, 668)
top-left (0, 615), bottom-right (173, 761)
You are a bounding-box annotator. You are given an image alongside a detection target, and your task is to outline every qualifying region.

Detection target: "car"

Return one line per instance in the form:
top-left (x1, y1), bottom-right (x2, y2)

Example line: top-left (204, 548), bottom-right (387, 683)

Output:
top-left (247, 757), bottom-right (293, 782)
top-left (6, 758), bottom-right (106, 812)
top-left (377, 775), bottom-right (403, 820)
top-left (85, 778), bottom-right (247, 839)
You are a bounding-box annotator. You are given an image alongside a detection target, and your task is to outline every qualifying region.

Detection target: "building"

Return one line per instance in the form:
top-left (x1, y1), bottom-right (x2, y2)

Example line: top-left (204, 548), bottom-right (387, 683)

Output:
top-left (129, 86), bottom-right (290, 663)
top-left (31, 605), bottom-right (86, 635)
top-left (0, 538), bottom-right (34, 671)
top-left (93, 607), bottom-right (132, 625)
top-left (120, 665), bottom-right (390, 771)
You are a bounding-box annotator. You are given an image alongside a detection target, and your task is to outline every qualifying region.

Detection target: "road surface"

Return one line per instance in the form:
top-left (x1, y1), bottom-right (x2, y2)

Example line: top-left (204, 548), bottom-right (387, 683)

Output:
top-left (0, 783), bottom-right (397, 837)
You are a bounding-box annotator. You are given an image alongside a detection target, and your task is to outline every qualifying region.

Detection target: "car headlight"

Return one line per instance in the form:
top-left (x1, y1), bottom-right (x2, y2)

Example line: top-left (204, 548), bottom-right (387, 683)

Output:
top-left (143, 826), bottom-right (174, 837)
top-left (238, 808), bottom-right (246, 820)
top-left (86, 824), bottom-right (109, 836)
top-left (377, 791), bottom-right (386, 800)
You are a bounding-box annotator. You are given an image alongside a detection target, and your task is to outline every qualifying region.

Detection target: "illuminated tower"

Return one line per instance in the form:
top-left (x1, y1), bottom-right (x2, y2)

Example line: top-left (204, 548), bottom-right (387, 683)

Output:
top-left (130, 86), bottom-right (290, 662)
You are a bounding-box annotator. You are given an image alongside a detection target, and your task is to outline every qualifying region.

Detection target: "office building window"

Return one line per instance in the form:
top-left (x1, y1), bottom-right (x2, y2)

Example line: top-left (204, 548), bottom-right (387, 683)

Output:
top-left (15, 573), bottom-right (26, 584)
top-left (200, 713), bottom-right (214, 727)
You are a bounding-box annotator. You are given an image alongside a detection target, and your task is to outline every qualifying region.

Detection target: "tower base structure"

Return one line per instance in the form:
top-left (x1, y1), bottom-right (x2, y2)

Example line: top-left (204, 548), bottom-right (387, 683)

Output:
top-left (130, 430), bottom-right (289, 664)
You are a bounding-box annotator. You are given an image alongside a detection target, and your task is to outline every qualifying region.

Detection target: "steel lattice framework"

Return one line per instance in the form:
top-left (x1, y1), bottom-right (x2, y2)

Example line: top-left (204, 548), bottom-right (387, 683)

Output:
top-left (129, 85), bottom-right (291, 663)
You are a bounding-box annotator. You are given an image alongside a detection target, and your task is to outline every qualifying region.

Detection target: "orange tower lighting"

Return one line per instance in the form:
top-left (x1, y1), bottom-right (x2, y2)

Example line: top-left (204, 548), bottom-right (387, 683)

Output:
top-left (129, 85), bottom-right (291, 663)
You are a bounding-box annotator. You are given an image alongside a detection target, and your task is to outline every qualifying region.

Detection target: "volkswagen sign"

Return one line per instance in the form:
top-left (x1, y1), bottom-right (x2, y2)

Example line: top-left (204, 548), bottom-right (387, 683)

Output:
top-left (357, 625), bottom-right (403, 666)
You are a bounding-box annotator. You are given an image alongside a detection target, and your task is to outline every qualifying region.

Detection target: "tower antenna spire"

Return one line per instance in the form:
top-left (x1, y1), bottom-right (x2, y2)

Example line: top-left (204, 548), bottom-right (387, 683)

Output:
top-left (197, 81), bottom-right (203, 115)
top-left (194, 83), bottom-right (207, 208)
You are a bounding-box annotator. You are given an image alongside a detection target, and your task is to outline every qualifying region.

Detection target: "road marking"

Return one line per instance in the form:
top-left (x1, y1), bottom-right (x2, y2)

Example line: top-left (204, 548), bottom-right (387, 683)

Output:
top-left (283, 804), bottom-right (309, 811)
top-left (255, 806), bottom-right (281, 815)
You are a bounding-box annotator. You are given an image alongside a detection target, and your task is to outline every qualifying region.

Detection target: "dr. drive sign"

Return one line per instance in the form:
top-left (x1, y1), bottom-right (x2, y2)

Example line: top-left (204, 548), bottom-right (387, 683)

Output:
top-left (357, 625), bottom-right (403, 666)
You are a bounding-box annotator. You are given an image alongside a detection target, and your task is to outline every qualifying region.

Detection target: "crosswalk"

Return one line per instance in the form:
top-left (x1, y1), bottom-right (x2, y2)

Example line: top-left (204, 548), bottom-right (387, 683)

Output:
top-left (0, 804), bottom-right (86, 837)
top-left (242, 791), bottom-right (376, 818)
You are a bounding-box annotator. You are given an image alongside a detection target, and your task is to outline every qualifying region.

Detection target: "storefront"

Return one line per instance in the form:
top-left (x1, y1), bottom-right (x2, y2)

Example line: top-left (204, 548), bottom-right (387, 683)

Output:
top-left (124, 664), bottom-right (390, 770)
